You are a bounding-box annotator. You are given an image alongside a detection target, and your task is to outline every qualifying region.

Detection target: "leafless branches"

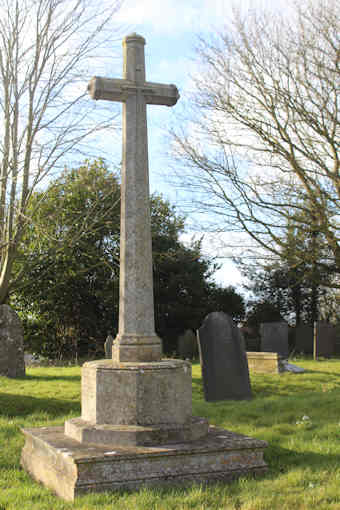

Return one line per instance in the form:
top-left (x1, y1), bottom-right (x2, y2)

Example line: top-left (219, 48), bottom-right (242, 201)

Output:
top-left (171, 0), bottom-right (339, 275)
top-left (0, 0), bottom-right (123, 302)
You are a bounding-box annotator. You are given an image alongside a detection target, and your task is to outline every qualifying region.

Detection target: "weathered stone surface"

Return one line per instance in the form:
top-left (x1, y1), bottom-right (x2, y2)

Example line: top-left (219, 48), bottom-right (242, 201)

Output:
top-left (104, 335), bottom-right (114, 359)
top-left (260, 322), bottom-right (289, 358)
top-left (88, 33), bottom-right (179, 363)
top-left (0, 304), bottom-right (25, 378)
top-left (197, 312), bottom-right (252, 401)
top-left (64, 359), bottom-right (202, 447)
top-left (177, 330), bottom-right (198, 359)
top-left (64, 416), bottom-right (209, 447)
top-left (21, 425), bottom-right (268, 501)
top-left (21, 33), bottom-right (269, 499)
top-left (246, 352), bottom-right (282, 374)
top-left (78, 359), bottom-right (192, 426)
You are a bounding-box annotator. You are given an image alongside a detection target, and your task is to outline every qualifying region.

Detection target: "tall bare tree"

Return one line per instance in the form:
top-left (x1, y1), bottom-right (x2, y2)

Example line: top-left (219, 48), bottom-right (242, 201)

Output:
top-left (0, 0), bottom-right (123, 303)
top-left (171, 0), bottom-right (339, 280)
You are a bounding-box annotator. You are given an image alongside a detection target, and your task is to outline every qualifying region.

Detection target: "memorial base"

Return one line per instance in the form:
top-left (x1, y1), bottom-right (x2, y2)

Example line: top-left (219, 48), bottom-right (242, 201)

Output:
top-left (21, 425), bottom-right (267, 501)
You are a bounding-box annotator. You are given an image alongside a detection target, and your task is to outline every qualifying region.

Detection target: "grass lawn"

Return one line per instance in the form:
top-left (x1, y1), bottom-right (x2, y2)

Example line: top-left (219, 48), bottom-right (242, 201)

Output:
top-left (1, 358), bottom-right (340, 509)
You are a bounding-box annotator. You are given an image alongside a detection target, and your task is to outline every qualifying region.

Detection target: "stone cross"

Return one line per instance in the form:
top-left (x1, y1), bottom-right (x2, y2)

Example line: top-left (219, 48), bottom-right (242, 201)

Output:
top-left (88, 33), bottom-right (179, 362)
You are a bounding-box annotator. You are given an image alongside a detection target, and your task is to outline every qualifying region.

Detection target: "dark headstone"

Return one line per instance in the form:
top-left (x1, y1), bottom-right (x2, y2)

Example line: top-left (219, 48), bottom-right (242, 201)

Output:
top-left (295, 324), bottom-right (313, 354)
top-left (315, 321), bottom-right (335, 358)
top-left (260, 321), bottom-right (288, 358)
top-left (104, 334), bottom-right (114, 359)
top-left (177, 330), bottom-right (198, 359)
top-left (0, 304), bottom-right (25, 377)
top-left (197, 312), bottom-right (252, 402)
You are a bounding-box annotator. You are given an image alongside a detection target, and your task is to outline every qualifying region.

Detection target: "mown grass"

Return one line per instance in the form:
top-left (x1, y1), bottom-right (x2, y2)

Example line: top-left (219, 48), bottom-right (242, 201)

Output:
top-left (1, 359), bottom-right (340, 509)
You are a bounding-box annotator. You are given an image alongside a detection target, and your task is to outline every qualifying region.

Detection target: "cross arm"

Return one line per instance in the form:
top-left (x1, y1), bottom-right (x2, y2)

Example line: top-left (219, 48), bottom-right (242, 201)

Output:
top-left (88, 77), bottom-right (180, 106)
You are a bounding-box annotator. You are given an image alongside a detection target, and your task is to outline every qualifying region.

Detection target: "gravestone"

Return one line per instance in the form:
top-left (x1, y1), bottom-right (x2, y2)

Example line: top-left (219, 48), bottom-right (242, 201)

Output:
top-left (197, 312), bottom-right (252, 401)
top-left (260, 321), bottom-right (289, 358)
top-left (104, 334), bottom-right (114, 359)
top-left (21, 34), bottom-right (267, 500)
top-left (315, 321), bottom-right (335, 358)
top-left (0, 304), bottom-right (25, 378)
top-left (177, 329), bottom-right (198, 359)
top-left (247, 352), bottom-right (283, 374)
top-left (295, 324), bottom-right (313, 354)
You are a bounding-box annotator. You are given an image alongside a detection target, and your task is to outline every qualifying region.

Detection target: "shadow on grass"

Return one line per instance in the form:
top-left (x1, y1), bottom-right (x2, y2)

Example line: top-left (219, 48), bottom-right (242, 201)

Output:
top-left (0, 393), bottom-right (80, 418)
top-left (303, 370), bottom-right (340, 378)
top-left (265, 442), bottom-right (340, 476)
top-left (25, 374), bottom-right (81, 382)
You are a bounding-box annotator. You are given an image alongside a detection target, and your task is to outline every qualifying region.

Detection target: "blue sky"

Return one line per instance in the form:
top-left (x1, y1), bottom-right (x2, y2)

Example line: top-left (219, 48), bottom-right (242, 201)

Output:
top-left (94, 0), bottom-right (286, 289)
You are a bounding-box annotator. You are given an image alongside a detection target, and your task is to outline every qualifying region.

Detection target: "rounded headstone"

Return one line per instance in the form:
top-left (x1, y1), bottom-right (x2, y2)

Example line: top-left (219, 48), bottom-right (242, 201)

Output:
top-left (0, 304), bottom-right (25, 377)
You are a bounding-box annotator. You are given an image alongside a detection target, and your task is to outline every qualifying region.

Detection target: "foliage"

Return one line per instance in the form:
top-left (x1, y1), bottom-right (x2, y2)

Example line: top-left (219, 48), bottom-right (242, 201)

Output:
top-left (0, 0), bottom-right (122, 304)
top-left (13, 161), bottom-right (244, 358)
top-left (154, 237), bottom-right (245, 353)
top-left (151, 193), bottom-right (245, 352)
top-left (13, 159), bottom-right (121, 359)
top-left (2, 359), bottom-right (340, 508)
top-left (239, 206), bottom-right (338, 326)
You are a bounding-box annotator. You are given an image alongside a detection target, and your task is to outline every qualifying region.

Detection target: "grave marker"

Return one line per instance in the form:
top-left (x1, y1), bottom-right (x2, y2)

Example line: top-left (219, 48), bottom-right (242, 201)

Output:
top-left (104, 334), bottom-right (114, 359)
top-left (0, 305), bottom-right (25, 378)
top-left (21, 34), bottom-right (267, 500)
top-left (260, 321), bottom-right (289, 358)
top-left (198, 312), bottom-right (252, 401)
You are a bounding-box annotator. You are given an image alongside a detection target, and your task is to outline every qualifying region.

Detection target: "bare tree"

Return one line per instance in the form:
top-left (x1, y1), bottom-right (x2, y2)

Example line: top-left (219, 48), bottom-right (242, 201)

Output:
top-left (171, 0), bottom-right (339, 278)
top-left (0, 0), bottom-right (123, 303)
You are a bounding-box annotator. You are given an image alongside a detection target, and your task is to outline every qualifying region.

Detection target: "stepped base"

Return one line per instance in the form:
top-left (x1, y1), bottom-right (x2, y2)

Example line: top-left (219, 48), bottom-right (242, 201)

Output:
top-left (65, 416), bottom-right (209, 446)
top-left (21, 425), bottom-right (268, 501)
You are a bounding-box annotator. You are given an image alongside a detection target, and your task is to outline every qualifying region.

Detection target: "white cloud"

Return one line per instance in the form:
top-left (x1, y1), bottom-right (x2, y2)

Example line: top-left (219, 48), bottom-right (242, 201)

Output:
top-left (115, 0), bottom-right (289, 35)
top-left (115, 0), bottom-right (198, 33)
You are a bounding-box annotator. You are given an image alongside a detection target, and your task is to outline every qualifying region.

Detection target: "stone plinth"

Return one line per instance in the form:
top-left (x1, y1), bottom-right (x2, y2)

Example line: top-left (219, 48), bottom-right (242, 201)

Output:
top-left (246, 352), bottom-right (283, 374)
top-left (21, 425), bottom-right (268, 501)
top-left (80, 360), bottom-right (192, 426)
top-left (64, 359), bottom-right (208, 446)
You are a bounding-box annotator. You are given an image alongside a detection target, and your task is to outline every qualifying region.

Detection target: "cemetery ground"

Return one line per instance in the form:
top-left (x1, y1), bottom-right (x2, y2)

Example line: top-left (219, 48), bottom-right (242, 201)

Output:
top-left (1, 360), bottom-right (340, 509)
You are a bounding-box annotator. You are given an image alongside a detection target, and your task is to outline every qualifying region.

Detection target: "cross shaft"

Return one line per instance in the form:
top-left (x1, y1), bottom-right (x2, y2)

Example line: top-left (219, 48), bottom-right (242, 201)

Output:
top-left (88, 33), bottom-right (179, 362)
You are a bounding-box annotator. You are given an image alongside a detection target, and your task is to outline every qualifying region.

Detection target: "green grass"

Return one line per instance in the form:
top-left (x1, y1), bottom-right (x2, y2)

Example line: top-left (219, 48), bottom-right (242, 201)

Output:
top-left (2, 359), bottom-right (340, 509)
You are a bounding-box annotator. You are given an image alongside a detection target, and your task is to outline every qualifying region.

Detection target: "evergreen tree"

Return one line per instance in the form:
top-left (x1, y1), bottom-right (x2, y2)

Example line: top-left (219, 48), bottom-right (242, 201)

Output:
top-left (13, 160), bottom-right (245, 358)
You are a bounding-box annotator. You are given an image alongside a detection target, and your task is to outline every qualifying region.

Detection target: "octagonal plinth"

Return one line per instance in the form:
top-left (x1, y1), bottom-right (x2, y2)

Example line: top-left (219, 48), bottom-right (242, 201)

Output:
top-left (79, 359), bottom-right (192, 426)
top-left (64, 359), bottom-right (198, 447)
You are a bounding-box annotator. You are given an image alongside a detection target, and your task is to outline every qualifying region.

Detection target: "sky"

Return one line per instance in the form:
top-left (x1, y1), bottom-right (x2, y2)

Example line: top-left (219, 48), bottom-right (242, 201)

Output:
top-left (97, 0), bottom-right (287, 290)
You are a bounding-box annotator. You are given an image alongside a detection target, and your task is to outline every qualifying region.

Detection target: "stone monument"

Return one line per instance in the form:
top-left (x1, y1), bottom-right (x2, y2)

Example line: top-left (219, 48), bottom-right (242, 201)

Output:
top-left (197, 312), bottom-right (252, 401)
top-left (104, 334), bottom-right (114, 359)
top-left (295, 324), bottom-right (313, 354)
top-left (314, 321), bottom-right (335, 358)
top-left (0, 304), bottom-right (25, 378)
top-left (177, 329), bottom-right (198, 359)
top-left (260, 321), bottom-right (289, 358)
top-left (21, 34), bottom-right (267, 500)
